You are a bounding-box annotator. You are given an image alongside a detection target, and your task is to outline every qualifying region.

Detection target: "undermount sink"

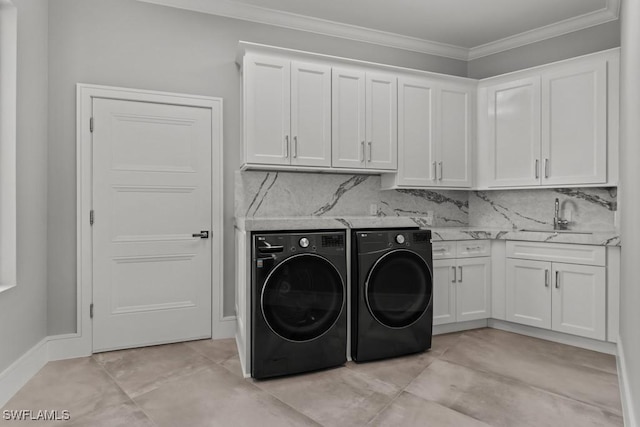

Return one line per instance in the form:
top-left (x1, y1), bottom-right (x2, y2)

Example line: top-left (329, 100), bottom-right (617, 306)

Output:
top-left (518, 228), bottom-right (593, 235)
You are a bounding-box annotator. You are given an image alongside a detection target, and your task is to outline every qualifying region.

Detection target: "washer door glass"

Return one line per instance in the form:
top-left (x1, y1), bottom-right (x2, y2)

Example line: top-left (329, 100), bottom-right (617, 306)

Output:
top-left (261, 254), bottom-right (344, 342)
top-left (365, 250), bottom-right (432, 328)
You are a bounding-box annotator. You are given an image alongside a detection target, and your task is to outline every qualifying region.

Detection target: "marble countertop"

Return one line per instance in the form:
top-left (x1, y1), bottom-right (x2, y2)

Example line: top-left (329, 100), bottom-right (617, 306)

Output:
top-left (235, 216), bottom-right (620, 246)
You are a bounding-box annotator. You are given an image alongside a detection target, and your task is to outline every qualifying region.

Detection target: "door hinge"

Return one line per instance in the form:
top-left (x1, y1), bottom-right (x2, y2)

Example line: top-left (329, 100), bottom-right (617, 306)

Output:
top-left (90, 303), bottom-right (94, 319)
top-left (90, 210), bottom-right (94, 226)
top-left (90, 117), bottom-right (94, 133)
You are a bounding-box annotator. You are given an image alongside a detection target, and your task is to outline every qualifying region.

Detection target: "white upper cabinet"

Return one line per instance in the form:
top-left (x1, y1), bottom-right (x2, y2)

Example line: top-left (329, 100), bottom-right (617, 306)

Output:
top-left (477, 49), bottom-right (619, 189)
top-left (244, 55), bottom-right (291, 165)
top-left (439, 83), bottom-right (472, 187)
top-left (396, 77), bottom-right (437, 186)
top-left (366, 72), bottom-right (398, 170)
top-left (291, 61), bottom-right (332, 167)
top-left (331, 68), bottom-right (366, 168)
top-left (486, 76), bottom-right (541, 187)
top-left (243, 55), bottom-right (331, 168)
top-left (382, 77), bottom-right (474, 189)
top-left (541, 59), bottom-right (607, 185)
top-left (332, 68), bottom-right (397, 170)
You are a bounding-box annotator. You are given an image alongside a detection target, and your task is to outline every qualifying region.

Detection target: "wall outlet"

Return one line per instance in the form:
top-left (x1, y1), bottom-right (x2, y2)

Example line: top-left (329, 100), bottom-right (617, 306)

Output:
top-left (369, 203), bottom-right (378, 216)
top-left (425, 211), bottom-right (434, 226)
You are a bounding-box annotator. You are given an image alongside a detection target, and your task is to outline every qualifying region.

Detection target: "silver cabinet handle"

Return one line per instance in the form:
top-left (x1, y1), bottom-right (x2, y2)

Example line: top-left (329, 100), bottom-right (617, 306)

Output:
top-left (284, 135), bottom-right (289, 158)
top-left (535, 159), bottom-right (539, 179)
top-left (361, 141), bottom-right (365, 162)
top-left (545, 158), bottom-right (549, 178)
top-left (434, 248), bottom-right (447, 252)
top-left (293, 136), bottom-right (298, 158)
top-left (545, 269), bottom-right (549, 287)
top-left (192, 231), bottom-right (209, 239)
top-left (368, 141), bottom-right (372, 162)
top-left (452, 266), bottom-right (456, 283)
top-left (458, 266), bottom-right (463, 283)
top-left (433, 161), bottom-right (437, 181)
top-left (555, 270), bottom-right (559, 288)
top-left (438, 161), bottom-right (443, 181)
top-left (466, 246), bottom-right (481, 251)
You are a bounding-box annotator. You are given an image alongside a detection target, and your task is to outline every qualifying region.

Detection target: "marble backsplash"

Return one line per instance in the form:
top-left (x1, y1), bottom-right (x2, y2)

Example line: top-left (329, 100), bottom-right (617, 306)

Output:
top-left (236, 171), bottom-right (469, 226)
top-left (236, 171), bottom-right (617, 231)
top-left (469, 188), bottom-right (617, 231)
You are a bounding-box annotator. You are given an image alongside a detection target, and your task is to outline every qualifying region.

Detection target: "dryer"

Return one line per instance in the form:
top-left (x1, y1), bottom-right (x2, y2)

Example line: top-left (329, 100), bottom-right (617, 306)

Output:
top-left (351, 229), bottom-right (433, 362)
top-left (252, 230), bottom-right (347, 379)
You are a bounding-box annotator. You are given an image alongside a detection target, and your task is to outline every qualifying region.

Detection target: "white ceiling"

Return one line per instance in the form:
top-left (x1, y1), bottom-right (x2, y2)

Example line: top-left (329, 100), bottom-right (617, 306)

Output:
top-left (138, 0), bottom-right (620, 59)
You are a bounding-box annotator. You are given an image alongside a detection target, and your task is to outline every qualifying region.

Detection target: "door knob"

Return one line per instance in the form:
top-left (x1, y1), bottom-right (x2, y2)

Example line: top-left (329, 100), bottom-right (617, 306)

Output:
top-left (192, 231), bottom-right (209, 239)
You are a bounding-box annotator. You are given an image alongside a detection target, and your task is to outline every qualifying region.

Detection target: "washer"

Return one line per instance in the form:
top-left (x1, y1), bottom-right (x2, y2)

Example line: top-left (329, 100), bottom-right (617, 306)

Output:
top-left (252, 230), bottom-right (347, 379)
top-left (351, 229), bottom-right (433, 362)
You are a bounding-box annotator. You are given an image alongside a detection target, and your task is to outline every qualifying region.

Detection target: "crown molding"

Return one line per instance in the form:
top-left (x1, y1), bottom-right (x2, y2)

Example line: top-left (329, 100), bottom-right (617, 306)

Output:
top-left (468, 0), bottom-right (620, 60)
top-left (137, 0), bottom-right (620, 62)
top-left (136, 0), bottom-right (468, 60)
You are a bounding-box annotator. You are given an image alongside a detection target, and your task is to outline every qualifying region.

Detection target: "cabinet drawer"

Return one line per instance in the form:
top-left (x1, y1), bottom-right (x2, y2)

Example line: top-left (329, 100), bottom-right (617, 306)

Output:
top-left (456, 240), bottom-right (491, 258)
top-left (432, 241), bottom-right (456, 259)
top-left (506, 241), bottom-right (605, 266)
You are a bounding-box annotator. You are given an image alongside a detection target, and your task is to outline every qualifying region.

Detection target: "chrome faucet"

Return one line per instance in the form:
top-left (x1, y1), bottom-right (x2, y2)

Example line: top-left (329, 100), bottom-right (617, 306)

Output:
top-left (553, 198), bottom-right (569, 230)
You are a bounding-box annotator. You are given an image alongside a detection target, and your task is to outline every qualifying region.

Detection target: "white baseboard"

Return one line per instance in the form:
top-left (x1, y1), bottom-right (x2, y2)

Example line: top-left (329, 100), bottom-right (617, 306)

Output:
top-left (47, 333), bottom-right (91, 361)
top-left (488, 319), bottom-right (617, 355)
top-left (0, 338), bottom-right (48, 408)
top-left (617, 339), bottom-right (638, 427)
top-left (213, 317), bottom-right (236, 340)
top-left (434, 319), bottom-right (488, 335)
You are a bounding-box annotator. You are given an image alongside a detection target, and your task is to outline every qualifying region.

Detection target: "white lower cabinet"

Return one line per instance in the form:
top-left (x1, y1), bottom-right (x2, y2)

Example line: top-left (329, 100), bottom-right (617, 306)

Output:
top-left (505, 242), bottom-right (606, 341)
top-left (433, 241), bottom-right (491, 326)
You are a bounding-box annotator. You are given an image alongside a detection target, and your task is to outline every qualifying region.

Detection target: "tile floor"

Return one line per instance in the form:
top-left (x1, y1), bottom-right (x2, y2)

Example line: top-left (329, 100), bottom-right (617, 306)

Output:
top-left (2, 328), bottom-right (623, 426)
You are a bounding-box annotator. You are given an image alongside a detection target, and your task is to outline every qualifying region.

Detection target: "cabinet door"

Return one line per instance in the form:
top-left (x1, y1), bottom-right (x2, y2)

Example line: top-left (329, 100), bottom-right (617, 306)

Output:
top-left (487, 77), bottom-right (541, 187)
top-left (541, 59), bottom-right (607, 185)
top-left (506, 259), bottom-right (551, 329)
top-left (244, 55), bottom-right (291, 165)
top-left (397, 77), bottom-right (437, 186)
top-left (291, 61), bottom-right (332, 167)
top-left (438, 84), bottom-right (472, 188)
top-left (552, 263), bottom-right (606, 340)
top-left (332, 68), bottom-right (366, 168)
top-left (456, 258), bottom-right (491, 322)
top-left (366, 72), bottom-right (398, 170)
top-left (433, 260), bottom-right (457, 325)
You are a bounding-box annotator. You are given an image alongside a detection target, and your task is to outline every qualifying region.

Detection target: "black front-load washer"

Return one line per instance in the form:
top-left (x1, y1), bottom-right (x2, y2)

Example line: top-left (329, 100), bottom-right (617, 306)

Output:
top-left (252, 230), bottom-right (347, 379)
top-left (351, 228), bottom-right (433, 362)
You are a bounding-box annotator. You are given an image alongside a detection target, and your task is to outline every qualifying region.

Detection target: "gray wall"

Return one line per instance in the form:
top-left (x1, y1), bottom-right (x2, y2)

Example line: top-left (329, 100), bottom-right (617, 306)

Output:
top-left (619, 0), bottom-right (640, 420)
top-left (46, 0), bottom-right (467, 334)
top-left (0, 0), bottom-right (48, 372)
top-left (468, 20), bottom-right (621, 79)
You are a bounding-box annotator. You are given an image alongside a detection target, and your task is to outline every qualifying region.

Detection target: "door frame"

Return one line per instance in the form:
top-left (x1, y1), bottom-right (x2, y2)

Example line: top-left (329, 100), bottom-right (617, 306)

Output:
top-left (72, 84), bottom-right (229, 356)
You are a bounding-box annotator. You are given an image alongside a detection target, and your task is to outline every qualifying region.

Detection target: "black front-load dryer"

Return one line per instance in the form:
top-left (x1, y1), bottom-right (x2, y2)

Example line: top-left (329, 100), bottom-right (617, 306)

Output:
top-left (351, 229), bottom-right (433, 362)
top-left (252, 230), bottom-right (347, 379)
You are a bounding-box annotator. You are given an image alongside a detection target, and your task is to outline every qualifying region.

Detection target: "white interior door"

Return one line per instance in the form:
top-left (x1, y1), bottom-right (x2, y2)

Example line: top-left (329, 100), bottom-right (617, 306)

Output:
top-left (92, 98), bottom-right (212, 352)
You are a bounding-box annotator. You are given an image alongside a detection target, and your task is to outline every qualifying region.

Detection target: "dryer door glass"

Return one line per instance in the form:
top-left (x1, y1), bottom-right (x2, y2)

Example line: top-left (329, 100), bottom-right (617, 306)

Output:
top-left (366, 250), bottom-right (432, 328)
top-left (261, 254), bottom-right (345, 342)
